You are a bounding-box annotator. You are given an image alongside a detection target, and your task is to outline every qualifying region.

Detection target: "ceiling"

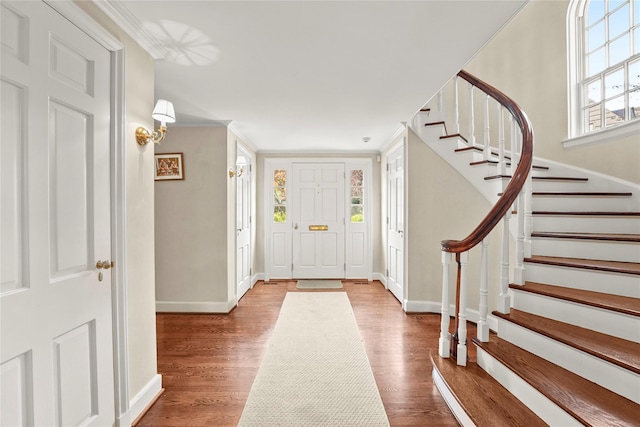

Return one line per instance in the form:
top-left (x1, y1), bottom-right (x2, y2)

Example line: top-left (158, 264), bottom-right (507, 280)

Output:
top-left (96, 0), bottom-right (528, 153)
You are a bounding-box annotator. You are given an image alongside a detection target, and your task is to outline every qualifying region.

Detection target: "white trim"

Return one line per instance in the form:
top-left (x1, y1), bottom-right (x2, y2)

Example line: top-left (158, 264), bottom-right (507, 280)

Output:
top-left (228, 122), bottom-right (258, 153)
top-left (90, 0), bottom-right (166, 59)
top-left (156, 300), bottom-right (237, 313)
top-left (432, 367), bottom-right (476, 427)
top-left (373, 272), bottom-right (387, 286)
top-left (562, 119), bottom-right (640, 148)
top-left (118, 374), bottom-right (163, 427)
top-left (44, 0), bottom-right (124, 51)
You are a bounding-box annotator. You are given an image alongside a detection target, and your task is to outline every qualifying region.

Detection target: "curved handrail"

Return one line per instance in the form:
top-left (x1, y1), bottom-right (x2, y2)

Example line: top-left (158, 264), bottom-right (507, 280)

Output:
top-left (441, 70), bottom-right (534, 253)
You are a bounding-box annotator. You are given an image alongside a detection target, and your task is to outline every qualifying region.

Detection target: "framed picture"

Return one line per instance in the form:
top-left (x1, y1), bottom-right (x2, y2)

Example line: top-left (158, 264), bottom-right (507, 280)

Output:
top-left (154, 153), bottom-right (184, 181)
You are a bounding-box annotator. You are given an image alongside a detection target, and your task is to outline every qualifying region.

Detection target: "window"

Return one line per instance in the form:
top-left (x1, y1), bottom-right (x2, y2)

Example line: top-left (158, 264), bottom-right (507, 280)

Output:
top-left (570, 0), bottom-right (640, 137)
top-left (350, 169), bottom-right (364, 223)
top-left (273, 169), bottom-right (286, 222)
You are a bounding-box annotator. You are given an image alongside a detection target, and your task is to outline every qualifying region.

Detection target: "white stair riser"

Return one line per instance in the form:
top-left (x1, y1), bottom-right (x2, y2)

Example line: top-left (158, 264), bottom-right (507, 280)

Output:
top-left (475, 347), bottom-right (582, 426)
top-left (533, 215), bottom-right (640, 234)
top-left (532, 196), bottom-right (633, 212)
top-left (496, 320), bottom-right (640, 404)
top-left (531, 238), bottom-right (640, 263)
top-left (510, 289), bottom-right (640, 343)
top-left (524, 263), bottom-right (640, 298)
top-left (531, 180), bottom-right (588, 192)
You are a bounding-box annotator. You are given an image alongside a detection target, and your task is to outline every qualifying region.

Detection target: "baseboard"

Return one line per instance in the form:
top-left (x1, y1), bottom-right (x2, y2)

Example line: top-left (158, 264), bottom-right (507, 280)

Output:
top-left (156, 300), bottom-right (235, 313)
top-left (118, 374), bottom-right (162, 427)
top-left (251, 273), bottom-right (264, 287)
top-left (403, 302), bottom-right (499, 331)
top-left (373, 272), bottom-right (386, 287)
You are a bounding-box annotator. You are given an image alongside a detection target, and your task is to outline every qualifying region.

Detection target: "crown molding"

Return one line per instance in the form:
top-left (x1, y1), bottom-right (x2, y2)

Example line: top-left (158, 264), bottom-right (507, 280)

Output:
top-left (91, 0), bottom-right (166, 59)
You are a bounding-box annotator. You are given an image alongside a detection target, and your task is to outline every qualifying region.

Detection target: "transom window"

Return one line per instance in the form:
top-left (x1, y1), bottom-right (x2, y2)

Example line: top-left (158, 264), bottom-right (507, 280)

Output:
top-left (578, 0), bottom-right (640, 133)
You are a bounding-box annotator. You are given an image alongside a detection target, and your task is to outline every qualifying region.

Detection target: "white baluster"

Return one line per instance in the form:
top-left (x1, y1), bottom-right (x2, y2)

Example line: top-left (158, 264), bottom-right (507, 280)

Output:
top-left (498, 104), bottom-right (506, 176)
top-left (468, 84), bottom-right (475, 147)
top-left (514, 189), bottom-right (525, 285)
top-left (477, 239), bottom-right (489, 342)
top-left (508, 117), bottom-right (517, 175)
top-left (454, 76), bottom-right (460, 134)
top-left (457, 251), bottom-right (468, 366)
top-left (497, 210), bottom-right (511, 314)
top-left (483, 95), bottom-right (491, 161)
top-left (524, 174), bottom-right (533, 258)
top-left (439, 252), bottom-right (452, 358)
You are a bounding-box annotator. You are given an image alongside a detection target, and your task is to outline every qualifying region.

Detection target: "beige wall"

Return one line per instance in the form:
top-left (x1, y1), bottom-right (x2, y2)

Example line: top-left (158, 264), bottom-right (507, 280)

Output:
top-left (155, 127), bottom-right (229, 304)
top-left (405, 128), bottom-right (502, 309)
top-left (72, 0), bottom-right (159, 408)
top-left (465, 0), bottom-right (639, 184)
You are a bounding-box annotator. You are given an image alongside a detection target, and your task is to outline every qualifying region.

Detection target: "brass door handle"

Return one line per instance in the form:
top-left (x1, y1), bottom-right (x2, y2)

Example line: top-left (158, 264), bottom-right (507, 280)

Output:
top-left (95, 260), bottom-right (112, 269)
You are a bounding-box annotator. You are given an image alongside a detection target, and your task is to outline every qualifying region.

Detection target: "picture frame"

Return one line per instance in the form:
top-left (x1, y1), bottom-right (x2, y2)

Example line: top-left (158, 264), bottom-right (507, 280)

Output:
top-left (154, 153), bottom-right (184, 181)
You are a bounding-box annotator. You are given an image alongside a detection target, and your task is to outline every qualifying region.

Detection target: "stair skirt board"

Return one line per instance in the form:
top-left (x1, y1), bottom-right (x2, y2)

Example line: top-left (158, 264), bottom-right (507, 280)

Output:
top-left (475, 347), bottom-right (582, 427)
top-left (524, 263), bottom-right (640, 298)
top-left (511, 289), bottom-right (640, 342)
top-left (432, 367), bottom-right (476, 427)
top-left (496, 319), bottom-right (640, 403)
top-left (531, 238), bottom-right (640, 263)
top-left (532, 215), bottom-right (640, 234)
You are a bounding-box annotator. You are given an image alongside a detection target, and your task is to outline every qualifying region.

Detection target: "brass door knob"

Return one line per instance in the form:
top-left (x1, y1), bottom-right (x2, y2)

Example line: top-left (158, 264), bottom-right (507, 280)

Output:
top-left (95, 260), bottom-right (112, 269)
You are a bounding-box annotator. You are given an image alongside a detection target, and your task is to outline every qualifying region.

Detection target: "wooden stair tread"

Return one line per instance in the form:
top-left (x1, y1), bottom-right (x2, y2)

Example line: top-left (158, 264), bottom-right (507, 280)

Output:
top-left (473, 336), bottom-right (640, 426)
top-left (533, 211), bottom-right (640, 216)
top-left (469, 160), bottom-right (549, 170)
top-left (493, 308), bottom-right (640, 374)
top-left (440, 133), bottom-right (468, 143)
top-left (511, 281), bottom-right (640, 317)
top-left (531, 231), bottom-right (640, 242)
top-left (430, 355), bottom-right (546, 427)
top-left (525, 255), bottom-right (640, 275)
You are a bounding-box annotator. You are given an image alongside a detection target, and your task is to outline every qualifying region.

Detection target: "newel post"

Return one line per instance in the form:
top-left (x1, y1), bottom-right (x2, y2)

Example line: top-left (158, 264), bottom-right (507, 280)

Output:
top-left (438, 251), bottom-right (452, 358)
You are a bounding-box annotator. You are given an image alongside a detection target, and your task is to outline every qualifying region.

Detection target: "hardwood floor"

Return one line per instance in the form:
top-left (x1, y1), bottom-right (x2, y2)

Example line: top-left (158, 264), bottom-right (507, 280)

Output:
top-left (136, 280), bottom-right (460, 426)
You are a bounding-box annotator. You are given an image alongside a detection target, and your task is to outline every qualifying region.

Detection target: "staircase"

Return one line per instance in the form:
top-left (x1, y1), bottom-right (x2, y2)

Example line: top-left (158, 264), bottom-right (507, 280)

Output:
top-left (412, 72), bottom-right (640, 426)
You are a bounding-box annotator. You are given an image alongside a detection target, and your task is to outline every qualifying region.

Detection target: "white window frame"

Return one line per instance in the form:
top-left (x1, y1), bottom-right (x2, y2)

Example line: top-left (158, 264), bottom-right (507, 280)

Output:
top-left (565, 0), bottom-right (640, 148)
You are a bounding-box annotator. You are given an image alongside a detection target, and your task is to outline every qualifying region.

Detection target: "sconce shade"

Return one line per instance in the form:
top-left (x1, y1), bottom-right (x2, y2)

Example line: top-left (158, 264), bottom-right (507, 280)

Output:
top-left (152, 99), bottom-right (176, 126)
top-left (236, 156), bottom-right (247, 167)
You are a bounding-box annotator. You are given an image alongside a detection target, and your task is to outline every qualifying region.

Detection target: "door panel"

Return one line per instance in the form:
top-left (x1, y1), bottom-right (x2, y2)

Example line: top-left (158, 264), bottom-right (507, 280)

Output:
top-left (0, 2), bottom-right (115, 425)
top-left (387, 146), bottom-right (404, 303)
top-left (236, 149), bottom-right (251, 300)
top-left (292, 163), bottom-right (345, 278)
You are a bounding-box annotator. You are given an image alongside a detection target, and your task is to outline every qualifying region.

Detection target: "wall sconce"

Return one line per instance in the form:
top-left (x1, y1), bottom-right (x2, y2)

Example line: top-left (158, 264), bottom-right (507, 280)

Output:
top-left (136, 99), bottom-right (176, 146)
top-left (229, 156), bottom-right (247, 178)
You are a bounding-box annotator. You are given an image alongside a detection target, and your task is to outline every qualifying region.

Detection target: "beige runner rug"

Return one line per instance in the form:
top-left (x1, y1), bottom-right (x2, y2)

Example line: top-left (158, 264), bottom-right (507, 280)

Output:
top-left (238, 292), bottom-right (389, 426)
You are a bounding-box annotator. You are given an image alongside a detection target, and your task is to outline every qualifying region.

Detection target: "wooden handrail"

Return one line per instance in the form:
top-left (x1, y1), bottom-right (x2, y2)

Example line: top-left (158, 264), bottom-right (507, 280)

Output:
top-left (440, 70), bottom-right (533, 253)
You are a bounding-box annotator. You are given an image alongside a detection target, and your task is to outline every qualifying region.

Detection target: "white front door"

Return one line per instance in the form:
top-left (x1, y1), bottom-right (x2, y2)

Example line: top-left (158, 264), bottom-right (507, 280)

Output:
top-left (387, 145), bottom-right (405, 303)
top-left (291, 163), bottom-right (345, 279)
top-left (1, 2), bottom-right (115, 425)
top-left (236, 149), bottom-right (251, 300)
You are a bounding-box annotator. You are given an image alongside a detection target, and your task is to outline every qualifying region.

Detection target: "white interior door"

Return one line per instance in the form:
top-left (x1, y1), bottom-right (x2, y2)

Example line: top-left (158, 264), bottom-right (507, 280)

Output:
top-left (291, 163), bottom-right (345, 279)
top-left (387, 145), bottom-right (405, 303)
top-left (1, 2), bottom-right (115, 425)
top-left (236, 149), bottom-right (251, 300)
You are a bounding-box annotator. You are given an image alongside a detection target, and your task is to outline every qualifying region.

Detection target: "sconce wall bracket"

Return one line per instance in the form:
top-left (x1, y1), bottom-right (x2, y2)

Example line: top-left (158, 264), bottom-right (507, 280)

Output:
top-left (136, 125), bottom-right (167, 146)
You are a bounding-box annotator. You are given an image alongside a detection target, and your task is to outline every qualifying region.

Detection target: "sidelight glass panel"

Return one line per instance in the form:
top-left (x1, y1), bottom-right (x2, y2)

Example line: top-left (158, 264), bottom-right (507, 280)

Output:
top-left (273, 169), bottom-right (287, 222)
top-left (350, 169), bottom-right (364, 223)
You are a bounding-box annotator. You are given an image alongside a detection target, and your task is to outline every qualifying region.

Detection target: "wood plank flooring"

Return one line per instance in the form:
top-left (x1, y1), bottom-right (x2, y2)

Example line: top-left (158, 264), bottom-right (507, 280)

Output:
top-left (135, 280), bottom-right (459, 426)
